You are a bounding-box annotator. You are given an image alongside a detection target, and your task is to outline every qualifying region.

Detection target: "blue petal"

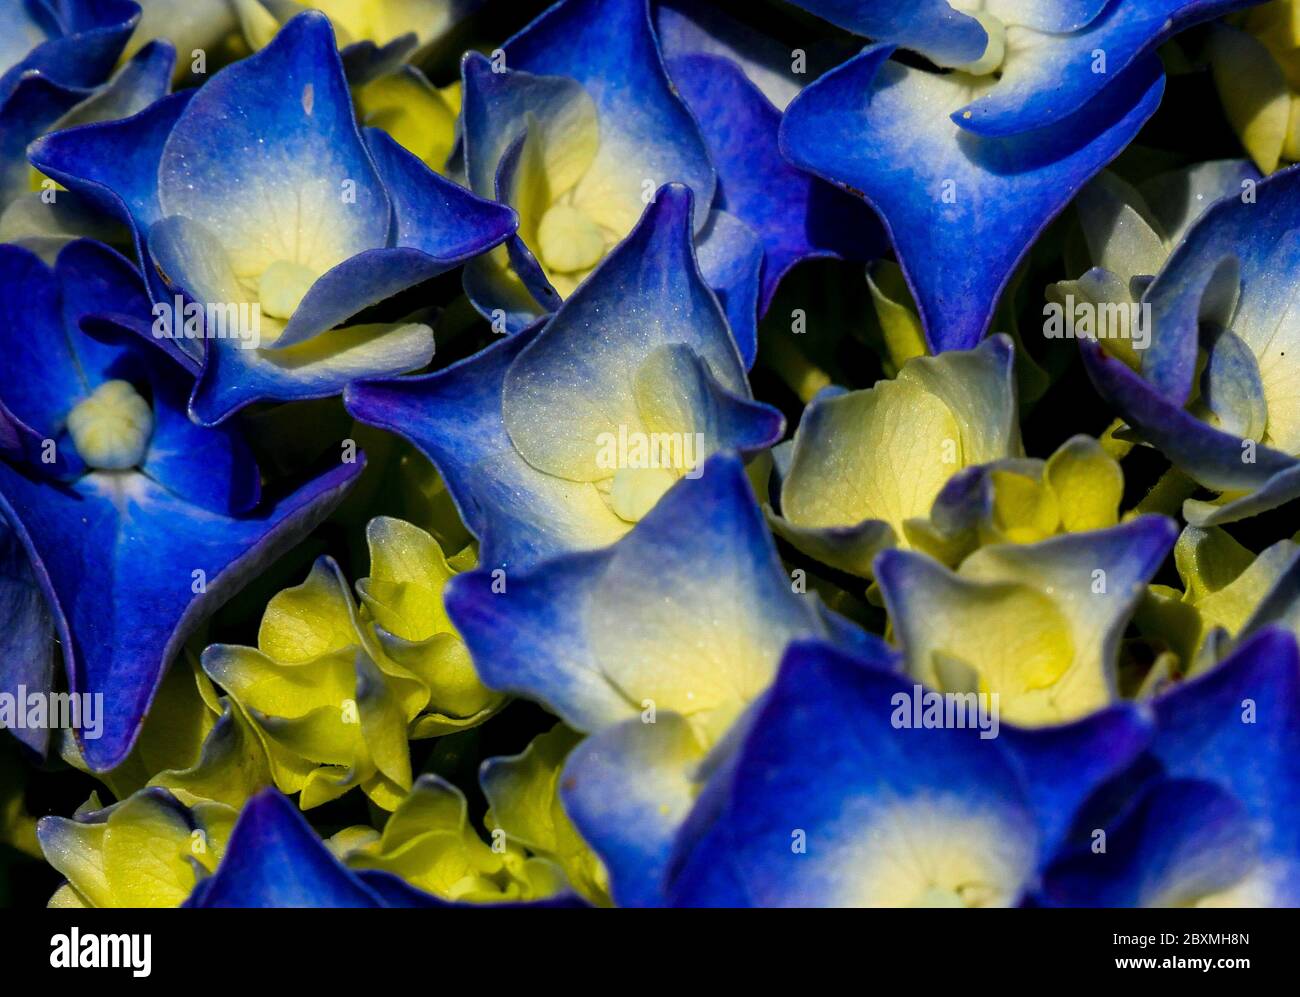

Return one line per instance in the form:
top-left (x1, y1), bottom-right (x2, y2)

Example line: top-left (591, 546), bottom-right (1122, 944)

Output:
top-left (1080, 339), bottom-right (1295, 494)
top-left (998, 705), bottom-right (1153, 862)
top-left (346, 322), bottom-right (575, 570)
top-left (654, 0), bottom-right (810, 110)
top-left (669, 639), bottom-right (1036, 907)
top-left (28, 89), bottom-right (198, 313)
top-left (0, 73), bottom-right (86, 205)
top-left (0, 0), bottom-right (139, 101)
top-left (560, 713), bottom-right (705, 907)
top-left (781, 45), bottom-right (1164, 352)
top-left (365, 127), bottom-right (516, 261)
top-left (1040, 779), bottom-right (1259, 907)
top-left (0, 457), bottom-right (364, 770)
top-left (1149, 627), bottom-right (1300, 905)
top-left (503, 0), bottom-right (716, 231)
top-left (467, 125), bottom-right (562, 323)
top-left (50, 37), bottom-right (174, 124)
top-left (692, 209), bottom-right (761, 368)
top-left (0, 243), bottom-right (83, 447)
top-left (247, 128), bottom-right (515, 353)
top-left (667, 52), bottom-right (884, 315)
top-left (781, 0), bottom-right (987, 67)
top-left (1143, 164), bottom-right (1300, 403)
top-left (459, 48), bottom-right (592, 203)
top-left (0, 513), bottom-right (55, 754)
top-left (2, 36), bottom-right (172, 204)
top-left (185, 789), bottom-right (384, 907)
top-left (444, 453), bottom-right (839, 731)
top-left (499, 185), bottom-right (769, 471)
top-left (155, 12), bottom-right (390, 311)
top-left (955, 1), bottom-right (1254, 136)
top-left (348, 186), bottom-right (780, 570)
top-left (184, 309), bottom-right (435, 426)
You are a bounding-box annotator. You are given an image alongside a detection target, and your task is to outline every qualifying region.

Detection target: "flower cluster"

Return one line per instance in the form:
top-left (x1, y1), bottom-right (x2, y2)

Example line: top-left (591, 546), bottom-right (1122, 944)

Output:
top-left (1, 0), bottom-right (1298, 911)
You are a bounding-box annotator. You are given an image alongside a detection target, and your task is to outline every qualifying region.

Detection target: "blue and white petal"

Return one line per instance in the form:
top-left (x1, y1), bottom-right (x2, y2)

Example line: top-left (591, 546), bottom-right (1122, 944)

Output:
top-left (0, 0), bottom-right (140, 103)
top-left (668, 639), bottom-right (1037, 907)
top-left (780, 45), bottom-right (1164, 352)
top-left (347, 186), bottom-right (781, 570)
top-left (954, 1), bottom-right (1254, 137)
top-left (876, 516), bottom-right (1177, 726)
top-left (781, 0), bottom-right (988, 68)
top-left (443, 454), bottom-right (859, 734)
top-left (503, 0), bottom-right (715, 233)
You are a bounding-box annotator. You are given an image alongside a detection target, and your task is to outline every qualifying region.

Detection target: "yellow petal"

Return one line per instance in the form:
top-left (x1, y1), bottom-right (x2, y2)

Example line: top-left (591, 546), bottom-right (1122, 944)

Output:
top-left (1209, 23), bottom-right (1290, 173)
top-left (1044, 435), bottom-right (1124, 532)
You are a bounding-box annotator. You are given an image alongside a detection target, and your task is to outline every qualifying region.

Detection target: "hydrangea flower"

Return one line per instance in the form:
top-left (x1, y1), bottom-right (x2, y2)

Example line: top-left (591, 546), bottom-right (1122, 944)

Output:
top-left (778, 0), bottom-right (1257, 353)
top-left (1043, 629), bottom-right (1300, 906)
top-left (1082, 164), bottom-right (1300, 525)
top-left (780, 42), bottom-right (1165, 353)
top-left (768, 335), bottom-right (1021, 577)
top-left (1048, 160), bottom-right (1261, 372)
top-left (650, 2), bottom-right (886, 315)
top-left (0, 1), bottom-right (180, 255)
top-left (0, 0), bottom-right (140, 104)
top-left (876, 516), bottom-right (1177, 726)
top-left (200, 517), bottom-right (500, 810)
top-left (665, 639), bottom-right (1152, 907)
top-left (28, 11), bottom-right (516, 423)
top-left (1, 38), bottom-right (172, 222)
top-left (347, 185), bottom-right (783, 571)
top-left (456, 0), bottom-right (776, 356)
top-left (0, 239), bottom-right (361, 770)
top-left (447, 455), bottom-right (887, 904)
top-left (39, 787), bottom-right (236, 907)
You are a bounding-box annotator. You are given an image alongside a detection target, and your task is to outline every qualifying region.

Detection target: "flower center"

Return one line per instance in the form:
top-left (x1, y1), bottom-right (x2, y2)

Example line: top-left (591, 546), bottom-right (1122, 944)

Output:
top-left (258, 259), bottom-right (318, 322)
top-left (536, 202), bottom-right (607, 275)
top-left (954, 10), bottom-right (1006, 76)
top-left (66, 380), bottom-right (153, 470)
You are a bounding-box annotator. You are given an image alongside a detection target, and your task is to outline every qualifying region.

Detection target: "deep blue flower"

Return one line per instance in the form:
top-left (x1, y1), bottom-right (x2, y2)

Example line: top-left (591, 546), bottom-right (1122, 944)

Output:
top-left (0, 239), bottom-right (363, 769)
top-left (347, 185), bottom-right (783, 572)
top-left (28, 11), bottom-right (517, 423)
